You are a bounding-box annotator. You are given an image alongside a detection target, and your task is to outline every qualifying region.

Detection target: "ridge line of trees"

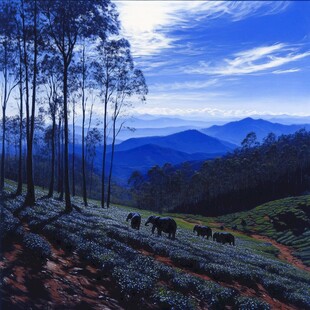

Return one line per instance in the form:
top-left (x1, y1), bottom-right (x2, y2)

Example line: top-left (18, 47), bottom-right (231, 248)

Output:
top-left (129, 130), bottom-right (310, 215)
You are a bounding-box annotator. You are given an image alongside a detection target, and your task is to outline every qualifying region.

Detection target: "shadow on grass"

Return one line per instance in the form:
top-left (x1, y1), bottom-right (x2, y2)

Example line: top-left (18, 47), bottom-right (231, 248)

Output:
top-left (31, 210), bottom-right (68, 233)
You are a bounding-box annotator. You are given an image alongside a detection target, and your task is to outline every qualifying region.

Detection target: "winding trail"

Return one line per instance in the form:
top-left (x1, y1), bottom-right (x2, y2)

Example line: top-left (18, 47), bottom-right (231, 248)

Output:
top-left (250, 234), bottom-right (310, 273)
top-left (209, 220), bottom-right (310, 273)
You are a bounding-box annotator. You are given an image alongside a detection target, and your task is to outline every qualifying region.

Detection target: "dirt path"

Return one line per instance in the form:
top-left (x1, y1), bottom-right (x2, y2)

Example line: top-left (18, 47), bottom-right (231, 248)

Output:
top-left (139, 249), bottom-right (297, 310)
top-left (0, 242), bottom-right (124, 310)
top-left (251, 234), bottom-right (310, 273)
top-left (210, 220), bottom-right (310, 273)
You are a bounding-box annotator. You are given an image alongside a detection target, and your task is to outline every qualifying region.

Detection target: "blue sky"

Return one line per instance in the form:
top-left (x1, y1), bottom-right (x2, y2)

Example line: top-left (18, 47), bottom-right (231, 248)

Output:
top-left (116, 1), bottom-right (310, 120)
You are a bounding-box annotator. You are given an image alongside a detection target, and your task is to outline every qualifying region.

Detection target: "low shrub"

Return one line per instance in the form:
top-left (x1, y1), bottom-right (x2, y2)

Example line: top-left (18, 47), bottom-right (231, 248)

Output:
top-left (152, 287), bottom-right (197, 310)
top-left (23, 232), bottom-right (52, 263)
top-left (112, 266), bottom-right (155, 302)
top-left (1, 208), bottom-right (24, 241)
top-left (233, 296), bottom-right (271, 310)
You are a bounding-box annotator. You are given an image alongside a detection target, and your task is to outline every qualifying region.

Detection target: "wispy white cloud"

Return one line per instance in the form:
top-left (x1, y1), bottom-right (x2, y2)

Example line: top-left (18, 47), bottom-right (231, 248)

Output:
top-left (272, 68), bottom-right (301, 74)
top-left (185, 43), bottom-right (310, 75)
top-left (151, 79), bottom-right (220, 92)
top-left (115, 1), bottom-right (289, 56)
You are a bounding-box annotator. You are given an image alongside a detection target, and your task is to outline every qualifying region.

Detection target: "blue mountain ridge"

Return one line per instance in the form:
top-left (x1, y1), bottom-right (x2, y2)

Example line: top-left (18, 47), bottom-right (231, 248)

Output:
top-left (202, 117), bottom-right (310, 145)
top-left (115, 129), bottom-right (236, 154)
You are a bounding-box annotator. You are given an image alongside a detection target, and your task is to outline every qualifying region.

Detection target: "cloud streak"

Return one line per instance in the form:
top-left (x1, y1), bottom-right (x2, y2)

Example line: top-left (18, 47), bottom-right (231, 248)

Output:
top-left (185, 43), bottom-right (310, 76)
top-left (272, 68), bottom-right (301, 74)
top-left (151, 79), bottom-right (220, 92)
top-left (116, 1), bottom-right (289, 56)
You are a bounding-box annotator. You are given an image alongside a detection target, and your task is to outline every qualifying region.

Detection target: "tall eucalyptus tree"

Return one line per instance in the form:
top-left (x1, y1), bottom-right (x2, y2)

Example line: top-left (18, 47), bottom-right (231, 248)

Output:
top-left (0, 1), bottom-right (18, 190)
top-left (106, 39), bottom-right (147, 208)
top-left (40, 55), bottom-right (62, 198)
top-left (41, 0), bottom-right (119, 211)
top-left (93, 38), bottom-right (147, 208)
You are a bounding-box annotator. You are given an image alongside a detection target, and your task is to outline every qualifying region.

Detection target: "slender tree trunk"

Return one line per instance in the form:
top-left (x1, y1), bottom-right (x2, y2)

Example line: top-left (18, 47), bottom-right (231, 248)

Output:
top-left (16, 57), bottom-right (23, 196)
top-left (82, 106), bottom-right (87, 205)
top-left (21, 0), bottom-right (30, 197)
top-left (1, 105), bottom-right (6, 190)
top-left (101, 83), bottom-right (109, 208)
top-left (63, 62), bottom-right (72, 211)
top-left (59, 122), bottom-right (64, 201)
top-left (48, 116), bottom-right (56, 197)
top-left (81, 47), bottom-right (87, 206)
top-left (90, 158), bottom-right (94, 197)
top-left (57, 117), bottom-right (62, 193)
top-left (107, 123), bottom-right (116, 208)
top-left (16, 22), bottom-right (24, 196)
top-left (24, 0), bottom-right (38, 206)
top-left (72, 100), bottom-right (76, 196)
top-left (0, 47), bottom-right (8, 190)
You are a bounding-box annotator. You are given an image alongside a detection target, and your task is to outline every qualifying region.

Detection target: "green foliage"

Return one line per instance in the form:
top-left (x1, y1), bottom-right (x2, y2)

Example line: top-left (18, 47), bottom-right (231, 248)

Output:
top-left (234, 296), bottom-right (270, 310)
top-left (129, 130), bottom-right (310, 216)
top-left (152, 287), bottom-right (197, 310)
top-left (23, 233), bottom-right (52, 263)
top-left (219, 195), bottom-right (310, 266)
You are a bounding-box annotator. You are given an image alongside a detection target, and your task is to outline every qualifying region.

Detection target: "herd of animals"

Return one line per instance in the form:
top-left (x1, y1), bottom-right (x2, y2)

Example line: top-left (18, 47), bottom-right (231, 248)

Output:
top-left (126, 212), bottom-right (235, 246)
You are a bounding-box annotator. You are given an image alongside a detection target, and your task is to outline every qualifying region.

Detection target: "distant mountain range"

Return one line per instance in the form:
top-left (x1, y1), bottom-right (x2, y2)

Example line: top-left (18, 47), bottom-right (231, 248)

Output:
top-left (117, 126), bottom-right (200, 140)
top-left (202, 117), bottom-right (310, 145)
top-left (64, 117), bottom-right (310, 182)
top-left (106, 144), bottom-right (220, 181)
top-left (115, 129), bottom-right (235, 154)
top-left (123, 116), bottom-right (214, 129)
top-left (71, 116), bottom-right (310, 142)
top-left (116, 117), bottom-right (221, 140)
top-left (81, 130), bottom-right (234, 182)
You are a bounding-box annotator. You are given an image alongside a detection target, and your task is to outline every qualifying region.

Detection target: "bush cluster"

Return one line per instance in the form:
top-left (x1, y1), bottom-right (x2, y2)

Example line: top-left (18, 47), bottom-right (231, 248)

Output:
top-left (22, 232), bottom-right (52, 263)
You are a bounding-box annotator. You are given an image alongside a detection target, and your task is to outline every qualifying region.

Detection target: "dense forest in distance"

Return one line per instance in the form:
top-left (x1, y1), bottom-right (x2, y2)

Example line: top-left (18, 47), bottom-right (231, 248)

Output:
top-left (129, 130), bottom-right (310, 216)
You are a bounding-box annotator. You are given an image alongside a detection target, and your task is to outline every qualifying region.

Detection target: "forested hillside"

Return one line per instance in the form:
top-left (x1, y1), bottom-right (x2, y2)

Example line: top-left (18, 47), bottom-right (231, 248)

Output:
top-left (129, 130), bottom-right (310, 215)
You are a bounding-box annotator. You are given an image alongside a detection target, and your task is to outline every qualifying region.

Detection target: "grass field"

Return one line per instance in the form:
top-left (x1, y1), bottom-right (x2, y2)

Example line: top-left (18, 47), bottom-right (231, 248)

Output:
top-left (218, 195), bottom-right (310, 267)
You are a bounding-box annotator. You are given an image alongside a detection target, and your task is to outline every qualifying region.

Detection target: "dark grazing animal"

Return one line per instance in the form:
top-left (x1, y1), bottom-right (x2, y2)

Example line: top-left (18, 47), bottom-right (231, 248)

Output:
top-left (193, 225), bottom-right (212, 239)
top-left (126, 212), bottom-right (141, 230)
top-left (213, 232), bottom-right (235, 246)
top-left (145, 215), bottom-right (177, 239)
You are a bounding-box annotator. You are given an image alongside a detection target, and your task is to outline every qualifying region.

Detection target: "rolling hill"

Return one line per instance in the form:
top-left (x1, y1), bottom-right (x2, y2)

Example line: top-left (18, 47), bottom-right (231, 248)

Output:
top-left (105, 144), bottom-right (221, 181)
top-left (218, 195), bottom-right (310, 267)
top-left (71, 134), bottom-right (228, 182)
top-left (115, 129), bottom-right (236, 154)
top-left (117, 126), bottom-right (202, 140)
top-left (202, 117), bottom-right (310, 145)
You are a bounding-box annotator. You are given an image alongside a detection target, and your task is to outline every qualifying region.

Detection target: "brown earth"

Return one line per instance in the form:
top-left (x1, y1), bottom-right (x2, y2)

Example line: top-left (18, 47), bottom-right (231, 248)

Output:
top-left (139, 248), bottom-right (298, 310)
top-left (0, 242), bottom-right (124, 310)
top-left (250, 234), bottom-right (310, 273)
top-left (1, 237), bottom-right (298, 310)
top-left (1, 215), bottom-right (307, 309)
top-left (211, 221), bottom-right (310, 273)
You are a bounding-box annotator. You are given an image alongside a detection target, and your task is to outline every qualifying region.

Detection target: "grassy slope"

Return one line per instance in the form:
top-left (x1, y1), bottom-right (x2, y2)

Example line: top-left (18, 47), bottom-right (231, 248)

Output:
top-left (218, 195), bottom-right (310, 266)
top-left (2, 180), bottom-right (310, 309)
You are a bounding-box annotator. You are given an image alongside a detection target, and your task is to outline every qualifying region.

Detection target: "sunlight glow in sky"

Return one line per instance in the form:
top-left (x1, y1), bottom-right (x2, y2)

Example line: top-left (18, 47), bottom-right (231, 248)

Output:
top-left (115, 1), bottom-right (310, 119)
